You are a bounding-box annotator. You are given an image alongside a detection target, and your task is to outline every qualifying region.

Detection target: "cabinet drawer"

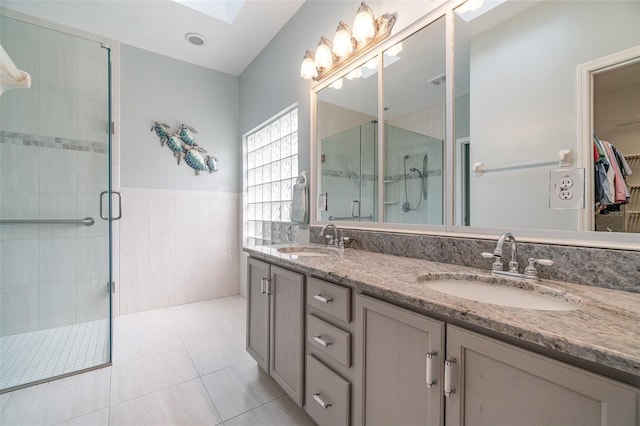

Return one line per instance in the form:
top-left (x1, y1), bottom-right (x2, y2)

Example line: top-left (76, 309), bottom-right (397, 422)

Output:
top-left (307, 278), bottom-right (351, 323)
top-left (308, 314), bottom-right (351, 368)
top-left (305, 354), bottom-right (350, 426)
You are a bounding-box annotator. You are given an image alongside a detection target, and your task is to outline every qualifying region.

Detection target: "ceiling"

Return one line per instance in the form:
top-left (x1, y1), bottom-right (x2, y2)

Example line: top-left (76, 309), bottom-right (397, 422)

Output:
top-left (1, 0), bottom-right (305, 76)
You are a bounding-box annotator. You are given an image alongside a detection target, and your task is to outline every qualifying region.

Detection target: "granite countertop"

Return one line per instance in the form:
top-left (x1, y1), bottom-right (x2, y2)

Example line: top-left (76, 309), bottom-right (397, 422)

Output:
top-left (244, 243), bottom-right (640, 378)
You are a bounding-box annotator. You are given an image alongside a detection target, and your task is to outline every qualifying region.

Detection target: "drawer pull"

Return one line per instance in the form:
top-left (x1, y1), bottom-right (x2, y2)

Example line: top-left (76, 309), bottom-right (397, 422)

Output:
top-left (444, 357), bottom-right (456, 397)
top-left (313, 335), bottom-right (333, 347)
top-left (313, 294), bottom-right (333, 304)
top-left (426, 351), bottom-right (437, 388)
top-left (313, 392), bottom-right (332, 409)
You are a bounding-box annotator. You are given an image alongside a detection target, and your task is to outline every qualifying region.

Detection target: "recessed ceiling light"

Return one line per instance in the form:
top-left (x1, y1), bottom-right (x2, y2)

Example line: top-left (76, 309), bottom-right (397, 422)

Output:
top-left (185, 32), bottom-right (207, 46)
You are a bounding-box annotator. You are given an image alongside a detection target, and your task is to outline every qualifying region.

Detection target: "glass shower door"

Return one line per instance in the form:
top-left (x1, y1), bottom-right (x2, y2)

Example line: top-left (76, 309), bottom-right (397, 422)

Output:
top-left (320, 122), bottom-right (377, 222)
top-left (0, 16), bottom-right (112, 391)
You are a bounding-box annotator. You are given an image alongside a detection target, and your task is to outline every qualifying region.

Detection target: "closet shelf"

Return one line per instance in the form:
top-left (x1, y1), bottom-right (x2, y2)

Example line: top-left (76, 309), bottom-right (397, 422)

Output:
top-left (627, 211), bottom-right (640, 215)
top-left (624, 153), bottom-right (640, 160)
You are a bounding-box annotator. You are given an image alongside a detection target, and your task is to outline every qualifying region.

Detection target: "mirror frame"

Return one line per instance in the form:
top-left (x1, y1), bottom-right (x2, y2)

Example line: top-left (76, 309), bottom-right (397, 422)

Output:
top-left (310, 0), bottom-right (640, 251)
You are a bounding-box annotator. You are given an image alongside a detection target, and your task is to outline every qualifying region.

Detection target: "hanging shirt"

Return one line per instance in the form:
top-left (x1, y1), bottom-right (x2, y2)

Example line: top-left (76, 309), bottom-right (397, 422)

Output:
top-left (603, 141), bottom-right (629, 203)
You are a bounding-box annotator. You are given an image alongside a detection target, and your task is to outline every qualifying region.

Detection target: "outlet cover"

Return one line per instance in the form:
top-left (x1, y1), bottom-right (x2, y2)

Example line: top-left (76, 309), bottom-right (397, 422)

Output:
top-left (549, 168), bottom-right (585, 209)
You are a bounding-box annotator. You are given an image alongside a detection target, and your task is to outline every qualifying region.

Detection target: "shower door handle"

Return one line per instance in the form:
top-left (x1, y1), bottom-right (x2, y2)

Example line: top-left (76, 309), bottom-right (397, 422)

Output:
top-left (112, 191), bottom-right (122, 220)
top-left (100, 191), bottom-right (122, 221)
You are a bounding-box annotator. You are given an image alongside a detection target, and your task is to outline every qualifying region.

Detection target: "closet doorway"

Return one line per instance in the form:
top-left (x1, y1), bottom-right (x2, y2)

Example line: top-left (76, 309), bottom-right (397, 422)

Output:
top-left (579, 47), bottom-right (640, 233)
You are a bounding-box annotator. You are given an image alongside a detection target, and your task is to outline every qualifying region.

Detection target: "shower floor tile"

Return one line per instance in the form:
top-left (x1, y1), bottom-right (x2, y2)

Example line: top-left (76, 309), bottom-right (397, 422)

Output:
top-left (0, 319), bottom-right (109, 391)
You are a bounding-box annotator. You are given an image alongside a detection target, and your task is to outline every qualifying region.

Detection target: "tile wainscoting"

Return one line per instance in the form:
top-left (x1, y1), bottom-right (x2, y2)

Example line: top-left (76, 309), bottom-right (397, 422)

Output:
top-left (310, 227), bottom-right (640, 293)
top-left (117, 188), bottom-right (241, 315)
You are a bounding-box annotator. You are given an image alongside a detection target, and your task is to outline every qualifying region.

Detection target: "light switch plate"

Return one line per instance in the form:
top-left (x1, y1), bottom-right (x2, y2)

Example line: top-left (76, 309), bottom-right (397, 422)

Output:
top-left (549, 168), bottom-right (585, 209)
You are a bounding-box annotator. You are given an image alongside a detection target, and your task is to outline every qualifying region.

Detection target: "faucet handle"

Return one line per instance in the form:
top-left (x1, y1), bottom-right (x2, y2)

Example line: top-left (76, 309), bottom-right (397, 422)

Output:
top-left (325, 234), bottom-right (334, 245)
top-left (524, 258), bottom-right (554, 279)
top-left (481, 252), bottom-right (503, 271)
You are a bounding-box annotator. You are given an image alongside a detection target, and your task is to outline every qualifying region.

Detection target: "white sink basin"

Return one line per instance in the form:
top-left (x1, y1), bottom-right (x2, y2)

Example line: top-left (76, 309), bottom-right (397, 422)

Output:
top-left (276, 247), bottom-right (334, 257)
top-left (420, 274), bottom-right (579, 311)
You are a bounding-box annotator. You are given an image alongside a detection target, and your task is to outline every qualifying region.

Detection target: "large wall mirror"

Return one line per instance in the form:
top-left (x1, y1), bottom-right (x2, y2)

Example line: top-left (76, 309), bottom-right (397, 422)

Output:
top-left (453, 1), bottom-right (640, 236)
top-left (317, 55), bottom-right (379, 222)
top-left (383, 16), bottom-right (446, 226)
top-left (312, 0), bottom-right (640, 248)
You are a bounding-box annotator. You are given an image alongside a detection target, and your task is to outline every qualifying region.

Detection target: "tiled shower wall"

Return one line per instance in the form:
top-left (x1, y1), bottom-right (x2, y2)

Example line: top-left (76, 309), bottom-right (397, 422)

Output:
top-left (117, 188), bottom-right (240, 315)
top-left (0, 132), bottom-right (110, 337)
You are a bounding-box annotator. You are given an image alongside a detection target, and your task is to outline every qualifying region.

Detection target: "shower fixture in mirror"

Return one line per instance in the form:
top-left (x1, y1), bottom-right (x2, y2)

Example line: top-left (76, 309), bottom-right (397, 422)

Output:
top-left (383, 16), bottom-right (445, 225)
top-left (316, 56), bottom-right (379, 222)
top-left (453, 0), bottom-right (640, 237)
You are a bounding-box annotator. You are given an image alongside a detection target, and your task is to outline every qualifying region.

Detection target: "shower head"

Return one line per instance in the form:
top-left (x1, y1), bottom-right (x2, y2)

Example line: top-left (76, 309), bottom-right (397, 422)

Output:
top-left (409, 167), bottom-right (424, 178)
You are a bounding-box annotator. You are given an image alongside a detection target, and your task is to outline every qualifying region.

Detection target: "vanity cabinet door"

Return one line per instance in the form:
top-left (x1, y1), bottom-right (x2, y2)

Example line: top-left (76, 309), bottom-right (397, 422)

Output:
top-left (445, 325), bottom-right (639, 426)
top-left (246, 258), bottom-right (270, 372)
top-left (355, 294), bottom-right (445, 426)
top-left (270, 265), bottom-right (305, 407)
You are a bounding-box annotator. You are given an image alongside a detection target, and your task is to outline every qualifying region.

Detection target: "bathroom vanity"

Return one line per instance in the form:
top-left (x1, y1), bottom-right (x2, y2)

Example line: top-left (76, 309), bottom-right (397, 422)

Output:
top-left (244, 244), bottom-right (640, 426)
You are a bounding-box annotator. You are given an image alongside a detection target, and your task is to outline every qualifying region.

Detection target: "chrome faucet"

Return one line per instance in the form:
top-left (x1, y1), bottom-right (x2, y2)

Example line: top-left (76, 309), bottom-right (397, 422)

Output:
top-left (481, 232), bottom-right (554, 280)
top-left (494, 231), bottom-right (519, 273)
top-left (320, 223), bottom-right (342, 247)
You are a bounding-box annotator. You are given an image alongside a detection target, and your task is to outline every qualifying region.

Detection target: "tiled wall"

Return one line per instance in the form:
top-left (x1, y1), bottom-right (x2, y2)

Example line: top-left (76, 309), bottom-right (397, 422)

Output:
top-left (117, 188), bottom-right (240, 315)
top-left (0, 133), bottom-right (111, 337)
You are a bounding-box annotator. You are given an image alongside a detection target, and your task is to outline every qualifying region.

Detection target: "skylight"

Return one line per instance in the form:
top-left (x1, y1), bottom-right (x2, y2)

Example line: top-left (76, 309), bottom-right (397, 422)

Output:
top-left (173, 0), bottom-right (246, 24)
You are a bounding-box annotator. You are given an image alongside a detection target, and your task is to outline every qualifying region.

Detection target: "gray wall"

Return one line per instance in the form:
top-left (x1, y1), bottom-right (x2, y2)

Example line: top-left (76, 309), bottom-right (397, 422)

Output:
top-left (121, 45), bottom-right (240, 192)
top-left (239, 0), bottom-right (446, 180)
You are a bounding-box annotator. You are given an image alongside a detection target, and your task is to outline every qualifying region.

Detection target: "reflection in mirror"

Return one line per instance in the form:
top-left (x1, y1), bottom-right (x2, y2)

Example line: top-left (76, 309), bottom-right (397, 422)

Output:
top-left (317, 57), bottom-right (379, 222)
top-left (593, 61), bottom-right (640, 233)
top-left (383, 16), bottom-right (446, 225)
top-left (454, 1), bottom-right (640, 233)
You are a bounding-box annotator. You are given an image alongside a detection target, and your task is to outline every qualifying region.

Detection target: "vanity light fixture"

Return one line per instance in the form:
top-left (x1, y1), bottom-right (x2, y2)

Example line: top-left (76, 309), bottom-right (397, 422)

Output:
top-left (329, 78), bottom-right (344, 90)
top-left (345, 68), bottom-right (362, 80)
top-left (300, 50), bottom-right (318, 80)
top-left (300, 1), bottom-right (396, 81)
top-left (385, 42), bottom-right (403, 57)
top-left (332, 21), bottom-right (354, 59)
top-left (314, 37), bottom-right (335, 71)
top-left (352, 2), bottom-right (376, 43)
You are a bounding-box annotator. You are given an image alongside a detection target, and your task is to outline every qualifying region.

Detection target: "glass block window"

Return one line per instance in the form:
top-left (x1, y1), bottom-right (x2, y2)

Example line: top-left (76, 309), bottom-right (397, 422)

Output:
top-left (245, 107), bottom-right (298, 246)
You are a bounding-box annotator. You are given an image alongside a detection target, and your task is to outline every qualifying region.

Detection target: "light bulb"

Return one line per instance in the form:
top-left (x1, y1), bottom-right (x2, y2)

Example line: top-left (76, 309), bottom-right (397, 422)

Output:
top-left (332, 21), bottom-right (353, 58)
top-left (329, 78), bottom-right (343, 90)
top-left (352, 2), bottom-right (376, 44)
top-left (300, 50), bottom-right (318, 80)
top-left (457, 0), bottom-right (484, 14)
top-left (314, 37), bottom-right (334, 70)
top-left (365, 57), bottom-right (378, 70)
top-left (385, 42), bottom-right (403, 57)
top-left (345, 68), bottom-right (362, 80)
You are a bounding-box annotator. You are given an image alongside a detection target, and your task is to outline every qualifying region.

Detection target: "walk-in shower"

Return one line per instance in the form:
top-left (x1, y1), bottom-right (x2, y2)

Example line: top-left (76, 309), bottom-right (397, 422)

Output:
top-left (0, 15), bottom-right (113, 392)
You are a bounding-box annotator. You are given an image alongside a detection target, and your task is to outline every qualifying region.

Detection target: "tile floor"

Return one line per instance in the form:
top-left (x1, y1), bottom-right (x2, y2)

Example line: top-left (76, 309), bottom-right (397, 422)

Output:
top-left (0, 296), bottom-right (315, 425)
top-left (0, 319), bottom-right (109, 390)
